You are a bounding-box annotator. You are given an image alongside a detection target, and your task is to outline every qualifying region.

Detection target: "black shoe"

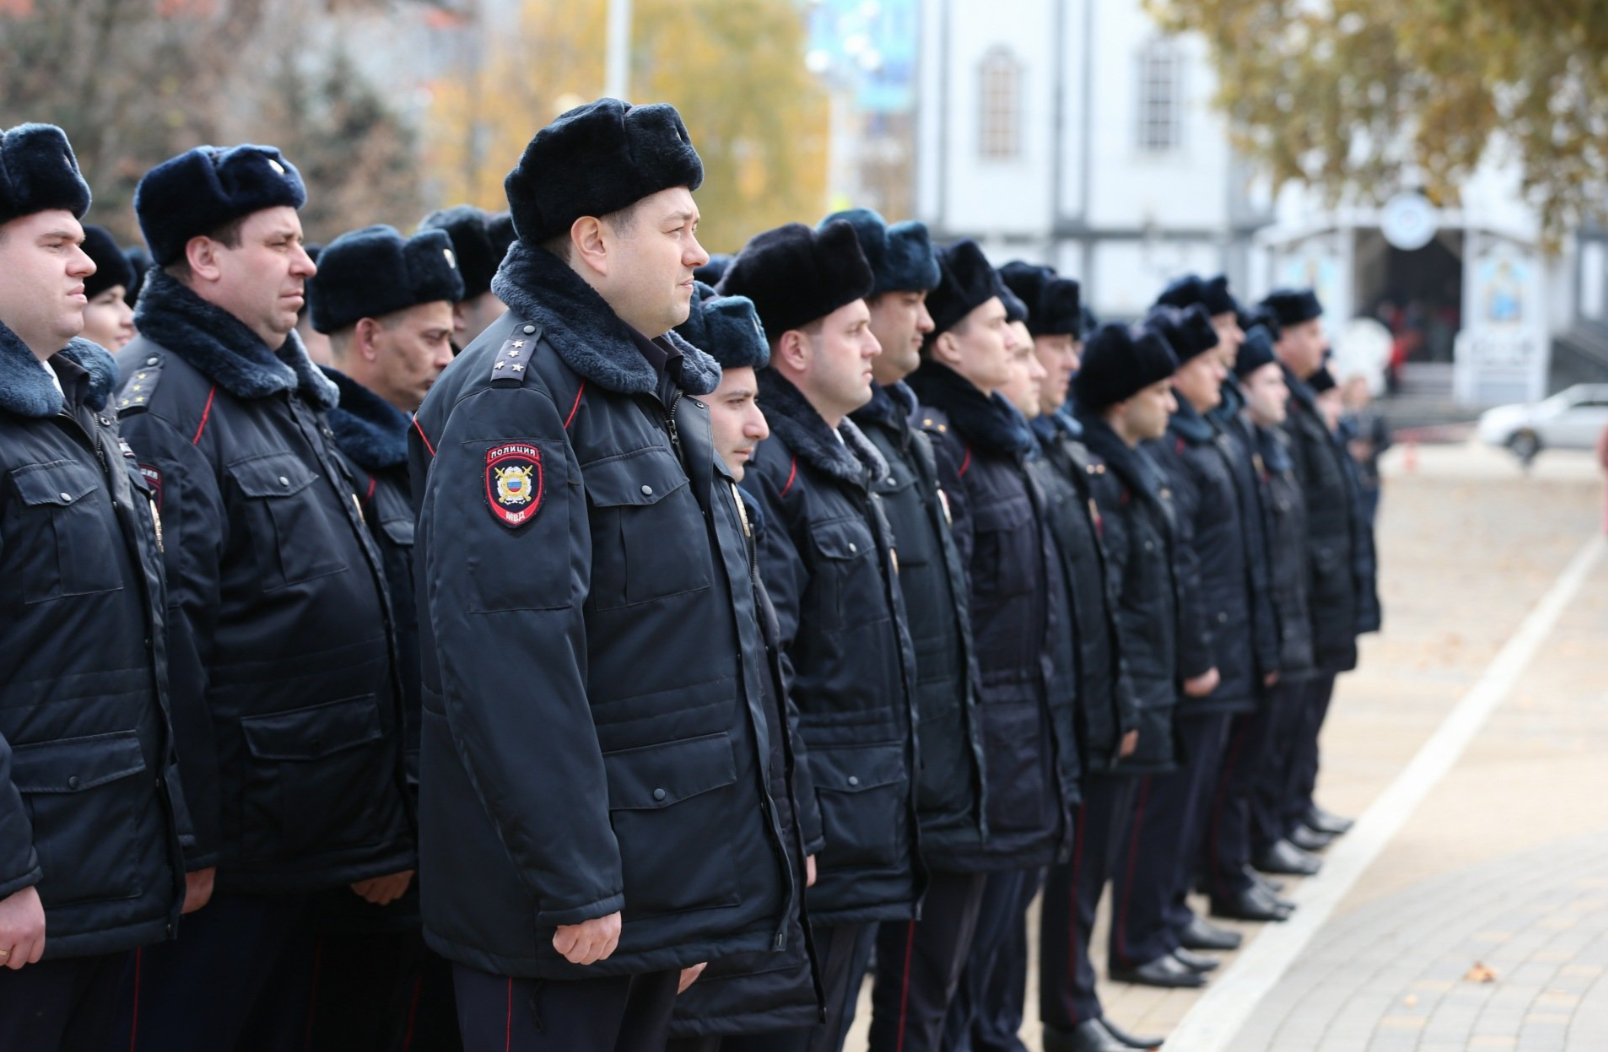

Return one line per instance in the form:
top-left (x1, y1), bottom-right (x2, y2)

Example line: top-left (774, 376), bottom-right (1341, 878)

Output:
top-left (1043, 1020), bottom-right (1130, 1052)
top-left (1172, 946), bottom-right (1221, 972)
top-left (1253, 838), bottom-right (1322, 875)
top-left (1212, 884), bottom-right (1295, 922)
top-left (1098, 1018), bottom-right (1166, 1050)
top-left (1246, 865), bottom-right (1287, 894)
top-left (1179, 913), bottom-right (1243, 951)
top-left (1290, 823), bottom-right (1337, 852)
top-left (1306, 803), bottom-right (1354, 835)
top-left (1111, 953), bottom-right (1209, 988)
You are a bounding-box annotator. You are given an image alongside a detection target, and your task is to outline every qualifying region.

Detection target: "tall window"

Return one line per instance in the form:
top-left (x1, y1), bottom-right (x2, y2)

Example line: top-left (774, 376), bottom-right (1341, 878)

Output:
top-left (1136, 40), bottom-right (1182, 153)
top-left (977, 46), bottom-right (1023, 161)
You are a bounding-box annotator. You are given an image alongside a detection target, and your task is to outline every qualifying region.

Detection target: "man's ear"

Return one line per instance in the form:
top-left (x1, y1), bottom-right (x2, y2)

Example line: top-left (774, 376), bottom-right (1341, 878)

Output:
top-left (930, 330), bottom-right (962, 367)
top-left (354, 317), bottom-right (385, 363)
top-left (184, 236), bottom-right (221, 284)
top-left (775, 329), bottom-right (813, 373)
top-left (571, 216), bottom-right (608, 277)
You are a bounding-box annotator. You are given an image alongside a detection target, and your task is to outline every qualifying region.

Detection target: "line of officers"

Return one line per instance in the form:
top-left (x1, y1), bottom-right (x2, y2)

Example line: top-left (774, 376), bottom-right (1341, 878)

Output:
top-left (0, 98), bottom-right (1378, 1052)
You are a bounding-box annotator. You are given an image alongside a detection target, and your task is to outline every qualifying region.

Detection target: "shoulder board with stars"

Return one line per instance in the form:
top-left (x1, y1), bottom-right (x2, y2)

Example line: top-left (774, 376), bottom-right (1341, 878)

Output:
top-left (490, 324), bottom-right (542, 388)
top-left (117, 351), bottom-right (164, 413)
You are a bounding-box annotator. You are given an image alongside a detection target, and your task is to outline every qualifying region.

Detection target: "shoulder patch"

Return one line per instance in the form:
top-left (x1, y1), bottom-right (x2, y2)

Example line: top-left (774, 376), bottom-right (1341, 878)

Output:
top-left (485, 442), bottom-right (544, 527)
top-left (117, 352), bottom-right (164, 413)
top-left (491, 327), bottom-right (541, 388)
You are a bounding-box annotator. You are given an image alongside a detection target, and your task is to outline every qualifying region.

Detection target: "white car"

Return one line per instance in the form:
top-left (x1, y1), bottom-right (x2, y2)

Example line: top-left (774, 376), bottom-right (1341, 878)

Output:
top-left (1477, 383), bottom-right (1608, 462)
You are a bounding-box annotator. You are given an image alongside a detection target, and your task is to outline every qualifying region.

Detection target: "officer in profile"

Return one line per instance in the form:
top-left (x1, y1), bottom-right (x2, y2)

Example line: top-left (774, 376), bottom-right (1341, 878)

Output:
top-left (409, 99), bottom-right (793, 1052)
top-left (112, 144), bottom-right (415, 1050)
top-left (0, 122), bottom-right (193, 1049)
top-left (300, 223), bottom-right (465, 1049)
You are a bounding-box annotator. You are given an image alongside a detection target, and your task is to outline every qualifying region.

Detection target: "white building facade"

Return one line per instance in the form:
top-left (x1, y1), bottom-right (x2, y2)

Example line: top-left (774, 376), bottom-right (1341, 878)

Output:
top-left (914, 0), bottom-right (1601, 404)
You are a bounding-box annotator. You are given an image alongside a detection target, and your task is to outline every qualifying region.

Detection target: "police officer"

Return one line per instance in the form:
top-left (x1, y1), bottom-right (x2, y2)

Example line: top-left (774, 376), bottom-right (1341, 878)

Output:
top-left (1260, 289), bottom-right (1359, 864)
top-left (905, 243), bottom-right (1077, 1052)
top-left (1224, 325), bottom-right (1315, 918)
top-left (111, 144), bottom-right (416, 1050)
top-left (1112, 305), bottom-right (1251, 983)
top-left (822, 210), bottom-right (990, 1052)
top-left (1069, 324), bottom-right (1196, 990)
top-left (419, 204), bottom-right (509, 348)
top-left (0, 122), bottom-right (193, 1051)
top-left (1002, 266), bottom-right (1155, 1052)
top-left (299, 223), bottom-right (465, 1050)
top-left (409, 99), bottom-right (792, 1052)
top-left (718, 220), bottom-right (924, 1052)
top-left (665, 286), bottom-right (825, 1052)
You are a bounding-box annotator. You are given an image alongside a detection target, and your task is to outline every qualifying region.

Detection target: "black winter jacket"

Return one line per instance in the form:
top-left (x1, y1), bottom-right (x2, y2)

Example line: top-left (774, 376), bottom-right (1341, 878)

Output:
top-left (1334, 418), bottom-right (1383, 635)
top-left (850, 381), bottom-right (987, 868)
top-left (409, 243), bottom-right (791, 979)
top-left (668, 491), bottom-right (823, 1038)
top-left (908, 362), bottom-right (1075, 871)
top-left (1207, 380), bottom-right (1281, 687)
top-left (1029, 413), bottom-right (1134, 774)
top-left (1147, 399), bottom-right (1256, 716)
top-left (115, 272), bottom-right (414, 895)
top-left (1280, 368), bottom-right (1359, 673)
top-left (0, 328), bottom-right (188, 957)
top-left (1252, 423), bottom-right (1315, 677)
top-left (1074, 410), bottom-right (1182, 775)
top-left (741, 369), bottom-right (925, 927)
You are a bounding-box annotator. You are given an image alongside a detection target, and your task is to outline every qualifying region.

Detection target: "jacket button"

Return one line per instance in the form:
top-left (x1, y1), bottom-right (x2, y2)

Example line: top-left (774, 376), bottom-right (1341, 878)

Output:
top-left (59, 491), bottom-right (72, 502)
top-left (523, 324), bottom-right (536, 334)
top-left (652, 788), bottom-right (667, 801)
top-left (279, 476), bottom-right (291, 487)
top-left (1143, 541), bottom-right (1154, 552)
top-left (1218, 612), bottom-right (1229, 623)
top-left (640, 484), bottom-right (653, 496)
top-left (848, 542), bottom-right (858, 553)
top-left (146, 357), bottom-right (158, 367)
top-left (67, 776), bottom-right (80, 790)
top-left (847, 775), bottom-right (860, 787)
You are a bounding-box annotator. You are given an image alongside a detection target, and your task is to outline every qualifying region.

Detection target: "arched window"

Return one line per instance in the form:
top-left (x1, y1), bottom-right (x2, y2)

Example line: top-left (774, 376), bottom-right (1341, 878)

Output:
top-left (1136, 39), bottom-right (1183, 152)
top-left (977, 46), bottom-right (1023, 161)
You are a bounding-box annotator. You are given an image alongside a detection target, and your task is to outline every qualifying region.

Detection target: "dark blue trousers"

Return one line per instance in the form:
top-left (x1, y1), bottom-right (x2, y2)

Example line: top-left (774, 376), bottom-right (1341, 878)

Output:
top-left (1283, 673), bottom-right (1339, 835)
top-left (0, 950), bottom-right (126, 1052)
top-left (452, 962), bottom-right (678, 1052)
top-left (868, 870), bottom-right (988, 1052)
top-left (1038, 776), bottom-right (1137, 1032)
top-left (940, 867), bottom-right (1039, 1052)
top-left (1109, 713), bottom-right (1231, 968)
top-left (114, 892), bottom-right (312, 1052)
top-left (1248, 677), bottom-right (1309, 854)
top-left (1204, 701), bottom-right (1280, 900)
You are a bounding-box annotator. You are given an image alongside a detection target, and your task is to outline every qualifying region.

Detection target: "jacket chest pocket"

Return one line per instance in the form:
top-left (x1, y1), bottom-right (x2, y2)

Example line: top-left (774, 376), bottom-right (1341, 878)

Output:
top-left (227, 453), bottom-right (348, 591)
top-left (8, 459), bottom-right (125, 604)
top-left (806, 516), bottom-right (878, 632)
top-left (875, 476), bottom-right (938, 569)
top-left (971, 492), bottom-right (1035, 598)
top-left (583, 448), bottom-right (713, 611)
top-left (237, 695), bottom-right (389, 861)
top-left (12, 731), bottom-right (149, 905)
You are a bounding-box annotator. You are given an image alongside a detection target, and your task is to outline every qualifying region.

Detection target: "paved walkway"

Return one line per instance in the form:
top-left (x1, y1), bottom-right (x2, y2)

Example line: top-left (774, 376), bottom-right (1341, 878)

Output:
top-left (840, 444), bottom-right (1608, 1051)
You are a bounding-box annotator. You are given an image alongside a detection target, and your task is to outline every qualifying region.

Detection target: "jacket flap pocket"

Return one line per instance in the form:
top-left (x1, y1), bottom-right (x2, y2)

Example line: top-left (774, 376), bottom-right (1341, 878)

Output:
top-left (11, 459), bottom-right (100, 508)
top-left (10, 730), bottom-right (147, 793)
top-left (809, 518), bottom-right (876, 562)
top-left (380, 517), bottom-right (416, 546)
top-left (603, 733), bottom-right (736, 811)
top-left (229, 453), bottom-right (319, 499)
top-left (240, 696), bottom-right (383, 761)
top-left (811, 741), bottom-right (905, 793)
top-left (583, 447), bottom-right (689, 509)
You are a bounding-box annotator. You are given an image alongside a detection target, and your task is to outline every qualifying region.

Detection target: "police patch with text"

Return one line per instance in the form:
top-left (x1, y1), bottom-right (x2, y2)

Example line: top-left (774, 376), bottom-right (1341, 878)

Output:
top-left (485, 442), bottom-right (544, 527)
